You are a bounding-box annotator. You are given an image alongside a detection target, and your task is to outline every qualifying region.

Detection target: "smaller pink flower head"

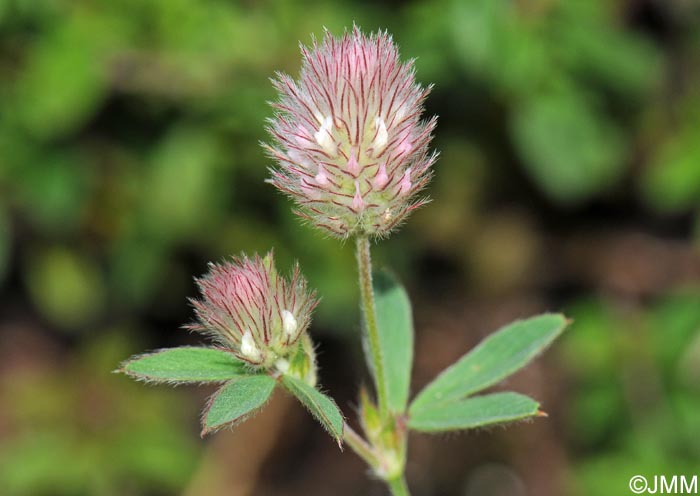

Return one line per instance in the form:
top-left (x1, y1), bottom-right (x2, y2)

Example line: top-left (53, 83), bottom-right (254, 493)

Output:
top-left (265, 26), bottom-right (438, 238)
top-left (187, 252), bottom-right (318, 367)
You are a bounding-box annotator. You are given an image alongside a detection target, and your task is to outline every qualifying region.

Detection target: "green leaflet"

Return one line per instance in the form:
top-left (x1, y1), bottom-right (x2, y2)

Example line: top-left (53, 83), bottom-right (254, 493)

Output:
top-left (411, 314), bottom-right (568, 411)
top-left (373, 270), bottom-right (414, 414)
top-left (119, 347), bottom-right (247, 383)
top-left (281, 375), bottom-right (344, 445)
top-left (409, 392), bottom-right (540, 432)
top-left (202, 375), bottom-right (276, 435)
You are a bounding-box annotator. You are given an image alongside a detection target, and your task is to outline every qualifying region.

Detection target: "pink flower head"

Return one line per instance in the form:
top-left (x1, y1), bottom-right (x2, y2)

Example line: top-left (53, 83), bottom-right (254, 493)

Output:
top-left (265, 27), bottom-right (438, 238)
top-left (187, 252), bottom-right (318, 367)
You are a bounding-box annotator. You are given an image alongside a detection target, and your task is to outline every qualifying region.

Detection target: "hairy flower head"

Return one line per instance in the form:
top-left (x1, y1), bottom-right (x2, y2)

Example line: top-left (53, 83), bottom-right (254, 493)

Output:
top-left (265, 27), bottom-right (437, 238)
top-left (187, 252), bottom-right (318, 368)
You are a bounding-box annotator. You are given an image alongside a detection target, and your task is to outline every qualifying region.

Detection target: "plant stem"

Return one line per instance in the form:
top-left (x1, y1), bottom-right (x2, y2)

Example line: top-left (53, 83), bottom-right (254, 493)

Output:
top-left (355, 237), bottom-right (410, 496)
top-left (355, 236), bottom-right (388, 417)
top-left (345, 423), bottom-right (412, 496)
top-left (387, 476), bottom-right (410, 496)
top-left (343, 423), bottom-right (379, 467)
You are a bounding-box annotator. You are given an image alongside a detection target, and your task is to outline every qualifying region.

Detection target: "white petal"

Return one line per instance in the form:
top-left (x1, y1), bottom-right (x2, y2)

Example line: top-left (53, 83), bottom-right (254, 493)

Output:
top-left (373, 116), bottom-right (388, 151)
top-left (282, 309), bottom-right (298, 336)
top-left (275, 358), bottom-right (290, 374)
top-left (241, 331), bottom-right (262, 361)
top-left (314, 115), bottom-right (336, 154)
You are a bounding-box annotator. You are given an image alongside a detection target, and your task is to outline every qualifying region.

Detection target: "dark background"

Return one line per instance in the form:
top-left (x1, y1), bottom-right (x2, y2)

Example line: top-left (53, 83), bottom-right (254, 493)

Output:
top-left (1, 0), bottom-right (699, 495)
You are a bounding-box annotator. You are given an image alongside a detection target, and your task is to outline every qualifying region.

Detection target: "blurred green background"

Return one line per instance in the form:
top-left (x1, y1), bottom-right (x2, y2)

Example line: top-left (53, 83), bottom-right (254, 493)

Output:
top-left (1, 0), bottom-right (699, 495)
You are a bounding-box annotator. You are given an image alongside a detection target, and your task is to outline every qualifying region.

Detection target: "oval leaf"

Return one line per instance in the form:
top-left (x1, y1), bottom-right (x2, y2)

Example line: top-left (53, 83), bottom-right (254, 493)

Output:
top-left (409, 392), bottom-right (540, 432)
top-left (374, 270), bottom-right (414, 414)
top-left (119, 347), bottom-right (246, 383)
top-left (411, 314), bottom-right (568, 411)
top-left (281, 375), bottom-right (344, 446)
top-left (202, 375), bottom-right (276, 436)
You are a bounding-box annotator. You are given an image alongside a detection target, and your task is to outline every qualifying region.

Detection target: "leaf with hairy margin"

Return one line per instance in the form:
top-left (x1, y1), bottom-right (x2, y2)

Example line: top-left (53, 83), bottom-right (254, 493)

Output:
top-left (373, 270), bottom-right (414, 414)
top-left (411, 314), bottom-right (568, 411)
top-left (118, 347), bottom-right (247, 384)
top-left (281, 375), bottom-right (344, 446)
top-left (201, 375), bottom-right (276, 436)
top-left (409, 392), bottom-right (541, 432)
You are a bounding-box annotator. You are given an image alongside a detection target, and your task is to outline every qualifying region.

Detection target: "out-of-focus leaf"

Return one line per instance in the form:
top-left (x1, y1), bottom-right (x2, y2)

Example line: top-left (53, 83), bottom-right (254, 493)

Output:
top-left (451, 0), bottom-right (550, 99)
top-left (410, 314), bottom-right (567, 412)
top-left (111, 423), bottom-right (198, 489)
top-left (0, 332), bottom-right (200, 495)
top-left (16, 152), bottom-right (93, 234)
top-left (373, 270), bottom-right (414, 414)
top-left (650, 291), bottom-right (700, 373)
top-left (143, 126), bottom-right (227, 240)
top-left (673, 395), bottom-right (700, 457)
top-left (14, 11), bottom-right (125, 138)
top-left (409, 392), bottom-right (540, 432)
top-left (281, 375), bottom-right (344, 445)
top-left (201, 375), bottom-right (275, 435)
top-left (560, 299), bottom-right (619, 379)
top-left (642, 105), bottom-right (700, 212)
top-left (119, 347), bottom-right (247, 383)
top-left (0, 205), bottom-right (9, 284)
top-left (449, 0), bottom-right (505, 77)
top-left (679, 330), bottom-right (700, 389)
top-left (511, 90), bottom-right (626, 203)
top-left (25, 247), bottom-right (105, 329)
top-left (110, 239), bottom-right (167, 307)
top-left (292, 235), bottom-right (357, 330)
top-left (571, 384), bottom-right (625, 446)
top-left (553, 2), bottom-right (661, 99)
top-left (400, 0), bottom-right (453, 82)
top-left (0, 432), bottom-right (89, 495)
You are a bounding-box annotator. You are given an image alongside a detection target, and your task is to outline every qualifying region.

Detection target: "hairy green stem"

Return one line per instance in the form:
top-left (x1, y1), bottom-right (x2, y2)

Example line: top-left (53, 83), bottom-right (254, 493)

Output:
top-left (345, 423), bottom-right (411, 496)
top-left (355, 237), bottom-right (410, 495)
top-left (387, 476), bottom-right (410, 496)
top-left (355, 236), bottom-right (388, 417)
top-left (343, 423), bottom-right (379, 467)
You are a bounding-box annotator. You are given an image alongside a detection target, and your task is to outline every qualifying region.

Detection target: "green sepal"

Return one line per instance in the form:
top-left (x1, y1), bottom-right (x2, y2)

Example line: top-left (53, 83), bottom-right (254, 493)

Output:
top-left (284, 334), bottom-right (317, 387)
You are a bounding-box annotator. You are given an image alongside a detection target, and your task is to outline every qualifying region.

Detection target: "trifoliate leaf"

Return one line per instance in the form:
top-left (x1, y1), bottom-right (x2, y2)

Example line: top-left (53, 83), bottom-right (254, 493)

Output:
top-left (411, 313), bottom-right (568, 411)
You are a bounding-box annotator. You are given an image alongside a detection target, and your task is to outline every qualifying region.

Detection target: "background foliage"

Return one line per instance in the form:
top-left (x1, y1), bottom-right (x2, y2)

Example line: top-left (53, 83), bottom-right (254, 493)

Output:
top-left (1, 0), bottom-right (698, 495)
